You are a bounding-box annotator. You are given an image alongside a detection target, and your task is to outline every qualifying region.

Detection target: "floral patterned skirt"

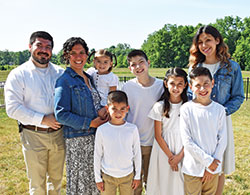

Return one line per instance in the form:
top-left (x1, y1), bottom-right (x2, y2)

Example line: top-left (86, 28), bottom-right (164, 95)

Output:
top-left (65, 134), bottom-right (99, 195)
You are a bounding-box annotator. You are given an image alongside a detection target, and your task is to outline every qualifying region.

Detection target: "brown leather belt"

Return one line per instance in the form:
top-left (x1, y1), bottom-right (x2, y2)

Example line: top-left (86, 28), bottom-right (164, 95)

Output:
top-left (22, 125), bottom-right (58, 133)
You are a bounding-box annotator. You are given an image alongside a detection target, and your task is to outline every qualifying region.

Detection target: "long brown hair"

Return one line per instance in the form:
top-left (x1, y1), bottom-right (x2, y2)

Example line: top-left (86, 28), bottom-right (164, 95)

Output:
top-left (188, 25), bottom-right (231, 70)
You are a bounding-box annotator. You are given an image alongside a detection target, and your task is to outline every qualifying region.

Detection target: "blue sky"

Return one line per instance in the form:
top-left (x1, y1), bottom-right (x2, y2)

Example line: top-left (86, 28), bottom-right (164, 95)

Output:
top-left (0, 0), bottom-right (249, 53)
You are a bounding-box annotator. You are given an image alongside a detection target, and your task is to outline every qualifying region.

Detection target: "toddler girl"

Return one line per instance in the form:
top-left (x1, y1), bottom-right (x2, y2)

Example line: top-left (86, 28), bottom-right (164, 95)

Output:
top-left (87, 49), bottom-right (119, 106)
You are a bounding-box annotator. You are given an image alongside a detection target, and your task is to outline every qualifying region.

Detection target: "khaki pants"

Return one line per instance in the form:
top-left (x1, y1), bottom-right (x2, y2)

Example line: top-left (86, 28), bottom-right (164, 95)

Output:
top-left (101, 172), bottom-right (134, 195)
top-left (134, 146), bottom-right (152, 195)
top-left (21, 128), bottom-right (65, 195)
top-left (184, 173), bottom-right (219, 195)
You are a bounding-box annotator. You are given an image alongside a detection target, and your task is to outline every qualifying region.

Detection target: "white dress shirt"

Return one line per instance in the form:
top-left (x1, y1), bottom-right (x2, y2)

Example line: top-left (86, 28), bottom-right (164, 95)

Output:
top-left (94, 121), bottom-right (141, 182)
top-left (180, 101), bottom-right (227, 177)
top-left (4, 60), bottom-right (64, 128)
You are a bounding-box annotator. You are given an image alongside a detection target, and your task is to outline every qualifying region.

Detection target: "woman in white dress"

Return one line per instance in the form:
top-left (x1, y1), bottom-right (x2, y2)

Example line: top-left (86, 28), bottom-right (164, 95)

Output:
top-left (147, 67), bottom-right (188, 195)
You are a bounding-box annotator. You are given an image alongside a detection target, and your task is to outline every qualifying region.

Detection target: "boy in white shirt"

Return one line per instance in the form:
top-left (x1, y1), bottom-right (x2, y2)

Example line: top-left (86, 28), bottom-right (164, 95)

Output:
top-left (122, 50), bottom-right (163, 194)
top-left (180, 67), bottom-right (227, 195)
top-left (94, 90), bottom-right (141, 195)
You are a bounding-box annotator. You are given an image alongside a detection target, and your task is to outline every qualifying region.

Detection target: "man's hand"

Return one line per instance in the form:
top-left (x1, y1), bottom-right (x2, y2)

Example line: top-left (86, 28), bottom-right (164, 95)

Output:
top-left (96, 182), bottom-right (104, 192)
top-left (41, 114), bottom-right (61, 130)
top-left (131, 179), bottom-right (140, 190)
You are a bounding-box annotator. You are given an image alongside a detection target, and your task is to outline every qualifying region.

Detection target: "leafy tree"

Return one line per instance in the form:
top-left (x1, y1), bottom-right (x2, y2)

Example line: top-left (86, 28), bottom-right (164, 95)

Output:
top-left (213, 16), bottom-right (244, 55)
top-left (107, 43), bottom-right (133, 68)
top-left (233, 36), bottom-right (250, 70)
top-left (17, 50), bottom-right (30, 64)
top-left (56, 49), bottom-right (64, 65)
top-left (0, 50), bottom-right (12, 65)
top-left (0, 50), bottom-right (30, 66)
top-left (1, 16), bottom-right (250, 71)
top-left (142, 24), bottom-right (194, 68)
top-left (142, 24), bottom-right (174, 68)
top-left (241, 17), bottom-right (250, 38)
top-left (233, 17), bottom-right (250, 70)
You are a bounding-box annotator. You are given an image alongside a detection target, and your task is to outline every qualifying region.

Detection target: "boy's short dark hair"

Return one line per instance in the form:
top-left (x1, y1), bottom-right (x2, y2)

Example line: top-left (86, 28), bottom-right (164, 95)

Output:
top-left (107, 90), bottom-right (128, 106)
top-left (29, 31), bottom-right (54, 48)
top-left (127, 49), bottom-right (148, 64)
top-left (189, 67), bottom-right (212, 84)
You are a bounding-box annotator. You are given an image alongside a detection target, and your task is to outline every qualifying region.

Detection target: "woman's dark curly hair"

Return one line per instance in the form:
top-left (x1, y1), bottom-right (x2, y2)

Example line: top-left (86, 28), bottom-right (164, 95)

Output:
top-left (62, 37), bottom-right (89, 64)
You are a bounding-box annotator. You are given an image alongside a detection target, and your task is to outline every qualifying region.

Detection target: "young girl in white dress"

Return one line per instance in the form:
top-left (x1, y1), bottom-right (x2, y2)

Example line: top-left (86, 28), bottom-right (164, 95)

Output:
top-left (147, 67), bottom-right (188, 195)
top-left (87, 49), bottom-right (119, 106)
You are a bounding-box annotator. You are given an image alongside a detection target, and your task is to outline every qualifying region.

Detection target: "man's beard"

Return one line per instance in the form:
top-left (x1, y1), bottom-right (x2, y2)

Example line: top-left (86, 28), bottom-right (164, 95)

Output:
top-left (32, 52), bottom-right (51, 64)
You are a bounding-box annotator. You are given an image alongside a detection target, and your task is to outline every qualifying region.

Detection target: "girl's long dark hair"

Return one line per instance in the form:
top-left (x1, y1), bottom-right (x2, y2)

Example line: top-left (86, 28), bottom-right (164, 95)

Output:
top-left (158, 67), bottom-right (188, 118)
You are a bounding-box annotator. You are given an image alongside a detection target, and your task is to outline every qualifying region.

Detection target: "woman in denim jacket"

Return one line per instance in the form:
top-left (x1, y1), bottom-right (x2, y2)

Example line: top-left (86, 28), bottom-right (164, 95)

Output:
top-left (54, 37), bottom-right (108, 195)
top-left (188, 25), bottom-right (244, 195)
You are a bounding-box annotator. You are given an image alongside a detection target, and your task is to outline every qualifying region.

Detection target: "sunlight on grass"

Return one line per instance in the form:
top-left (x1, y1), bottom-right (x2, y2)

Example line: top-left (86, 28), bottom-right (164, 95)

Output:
top-left (0, 84), bottom-right (249, 194)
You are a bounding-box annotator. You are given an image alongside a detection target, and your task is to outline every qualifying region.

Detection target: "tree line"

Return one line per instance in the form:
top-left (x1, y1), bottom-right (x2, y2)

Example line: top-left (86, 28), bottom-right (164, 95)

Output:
top-left (1, 16), bottom-right (250, 70)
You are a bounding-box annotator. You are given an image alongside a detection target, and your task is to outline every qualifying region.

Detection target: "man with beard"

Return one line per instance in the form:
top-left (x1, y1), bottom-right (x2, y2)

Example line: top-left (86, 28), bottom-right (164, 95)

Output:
top-left (4, 31), bottom-right (65, 194)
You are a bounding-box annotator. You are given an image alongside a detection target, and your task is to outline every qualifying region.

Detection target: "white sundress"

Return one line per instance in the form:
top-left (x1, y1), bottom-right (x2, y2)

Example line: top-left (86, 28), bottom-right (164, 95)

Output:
top-left (147, 101), bottom-right (184, 195)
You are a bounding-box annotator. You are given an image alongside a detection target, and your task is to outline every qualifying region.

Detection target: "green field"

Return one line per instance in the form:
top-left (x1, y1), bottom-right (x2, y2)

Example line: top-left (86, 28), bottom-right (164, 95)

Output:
top-left (1, 68), bottom-right (250, 105)
top-left (0, 101), bottom-right (249, 194)
top-left (1, 68), bottom-right (250, 81)
top-left (0, 68), bottom-right (249, 194)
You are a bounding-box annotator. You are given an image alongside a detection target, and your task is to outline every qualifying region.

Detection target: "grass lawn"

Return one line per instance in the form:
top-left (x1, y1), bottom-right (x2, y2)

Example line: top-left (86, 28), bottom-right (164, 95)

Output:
top-left (0, 101), bottom-right (249, 194)
top-left (0, 67), bottom-right (249, 194)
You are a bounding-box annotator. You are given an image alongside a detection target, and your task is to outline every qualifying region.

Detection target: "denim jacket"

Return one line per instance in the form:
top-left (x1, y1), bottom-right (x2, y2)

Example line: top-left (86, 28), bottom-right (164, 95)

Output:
top-left (54, 67), bottom-right (100, 138)
top-left (188, 59), bottom-right (245, 116)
